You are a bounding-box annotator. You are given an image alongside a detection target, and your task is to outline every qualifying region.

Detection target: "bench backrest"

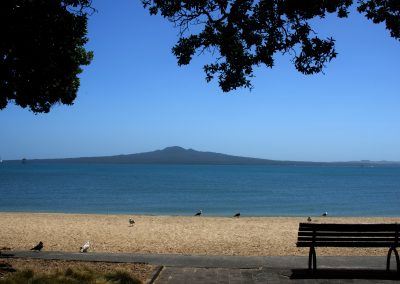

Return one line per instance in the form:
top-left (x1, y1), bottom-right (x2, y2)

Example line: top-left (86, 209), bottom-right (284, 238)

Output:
top-left (297, 223), bottom-right (399, 248)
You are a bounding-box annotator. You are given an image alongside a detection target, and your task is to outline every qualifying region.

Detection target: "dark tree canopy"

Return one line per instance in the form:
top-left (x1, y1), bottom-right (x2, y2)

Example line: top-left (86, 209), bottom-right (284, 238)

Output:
top-left (143, 0), bottom-right (400, 92)
top-left (0, 0), bottom-right (93, 113)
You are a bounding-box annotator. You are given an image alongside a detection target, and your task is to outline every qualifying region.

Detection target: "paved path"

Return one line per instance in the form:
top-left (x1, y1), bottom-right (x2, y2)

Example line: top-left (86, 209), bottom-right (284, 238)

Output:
top-left (1, 251), bottom-right (392, 269)
top-left (2, 251), bottom-right (399, 283)
top-left (155, 267), bottom-right (400, 283)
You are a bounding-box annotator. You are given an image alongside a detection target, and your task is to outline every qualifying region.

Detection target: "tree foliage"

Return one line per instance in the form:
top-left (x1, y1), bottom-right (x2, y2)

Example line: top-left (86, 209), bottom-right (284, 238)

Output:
top-left (143, 0), bottom-right (400, 92)
top-left (0, 0), bottom-right (93, 113)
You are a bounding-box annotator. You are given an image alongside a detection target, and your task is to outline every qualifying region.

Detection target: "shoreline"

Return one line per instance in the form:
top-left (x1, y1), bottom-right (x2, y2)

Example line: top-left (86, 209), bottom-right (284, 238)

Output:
top-left (1, 213), bottom-right (399, 257)
top-left (1, 211), bottom-right (399, 218)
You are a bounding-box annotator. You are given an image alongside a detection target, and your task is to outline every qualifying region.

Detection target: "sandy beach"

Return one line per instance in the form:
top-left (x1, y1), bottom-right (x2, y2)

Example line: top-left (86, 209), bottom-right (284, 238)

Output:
top-left (1, 213), bottom-right (399, 256)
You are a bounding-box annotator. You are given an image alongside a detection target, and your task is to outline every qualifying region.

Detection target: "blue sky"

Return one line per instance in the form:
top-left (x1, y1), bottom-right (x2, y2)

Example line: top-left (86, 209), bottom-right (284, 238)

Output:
top-left (1, 1), bottom-right (399, 162)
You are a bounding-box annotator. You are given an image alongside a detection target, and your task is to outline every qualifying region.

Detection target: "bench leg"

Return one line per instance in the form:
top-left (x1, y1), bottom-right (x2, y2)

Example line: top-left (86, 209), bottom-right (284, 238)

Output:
top-left (308, 246), bottom-right (317, 271)
top-left (386, 247), bottom-right (399, 273)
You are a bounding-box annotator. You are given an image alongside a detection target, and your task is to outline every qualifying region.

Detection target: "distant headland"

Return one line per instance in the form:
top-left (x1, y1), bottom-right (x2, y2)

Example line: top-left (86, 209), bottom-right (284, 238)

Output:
top-left (3, 146), bottom-right (400, 166)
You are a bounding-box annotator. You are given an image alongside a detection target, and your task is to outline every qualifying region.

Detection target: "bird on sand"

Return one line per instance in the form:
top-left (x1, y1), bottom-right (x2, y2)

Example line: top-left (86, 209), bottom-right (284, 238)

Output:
top-left (194, 210), bottom-right (202, 216)
top-left (129, 218), bottom-right (135, 226)
top-left (322, 212), bottom-right (328, 217)
top-left (30, 241), bottom-right (43, 251)
top-left (307, 216), bottom-right (312, 222)
top-left (80, 241), bottom-right (90, 253)
top-left (233, 213), bottom-right (241, 217)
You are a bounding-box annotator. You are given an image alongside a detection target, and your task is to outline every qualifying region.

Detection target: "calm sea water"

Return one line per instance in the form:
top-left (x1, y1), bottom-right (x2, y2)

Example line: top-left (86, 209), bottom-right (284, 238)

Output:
top-left (0, 163), bottom-right (399, 216)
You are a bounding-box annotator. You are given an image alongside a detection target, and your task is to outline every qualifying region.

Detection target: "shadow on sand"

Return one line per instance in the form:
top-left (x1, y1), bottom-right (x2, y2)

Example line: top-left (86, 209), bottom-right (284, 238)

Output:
top-left (291, 269), bottom-right (400, 280)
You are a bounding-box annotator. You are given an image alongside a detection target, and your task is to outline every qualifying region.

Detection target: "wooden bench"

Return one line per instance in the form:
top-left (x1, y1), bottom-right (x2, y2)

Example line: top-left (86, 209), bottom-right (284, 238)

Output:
top-left (296, 223), bottom-right (399, 272)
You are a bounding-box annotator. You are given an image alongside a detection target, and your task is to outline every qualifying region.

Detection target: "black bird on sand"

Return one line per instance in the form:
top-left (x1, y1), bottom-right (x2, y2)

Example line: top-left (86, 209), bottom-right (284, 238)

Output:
top-left (194, 210), bottom-right (202, 216)
top-left (30, 241), bottom-right (43, 251)
top-left (129, 218), bottom-right (135, 226)
top-left (234, 213), bottom-right (241, 217)
top-left (307, 216), bottom-right (312, 222)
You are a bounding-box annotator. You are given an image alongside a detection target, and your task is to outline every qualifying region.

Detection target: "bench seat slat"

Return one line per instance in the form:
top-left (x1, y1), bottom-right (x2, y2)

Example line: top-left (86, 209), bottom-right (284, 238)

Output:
top-left (297, 237), bottom-right (396, 242)
top-left (298, 223), bottom-right (399, 232)
top-left (297, 241), bottom-right (398, 247)
top-left (298, 232), bottom-right (396, 237)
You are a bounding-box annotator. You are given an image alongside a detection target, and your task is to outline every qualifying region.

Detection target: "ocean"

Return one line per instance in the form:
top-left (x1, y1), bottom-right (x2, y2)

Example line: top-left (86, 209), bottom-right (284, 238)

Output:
top-left (0, 163), bottom-right (399, 216)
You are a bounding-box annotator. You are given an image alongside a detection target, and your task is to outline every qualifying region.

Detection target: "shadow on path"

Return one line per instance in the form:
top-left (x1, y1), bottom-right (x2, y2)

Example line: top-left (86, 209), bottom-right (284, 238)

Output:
top-left (291, 269), bottom-right (400, 280)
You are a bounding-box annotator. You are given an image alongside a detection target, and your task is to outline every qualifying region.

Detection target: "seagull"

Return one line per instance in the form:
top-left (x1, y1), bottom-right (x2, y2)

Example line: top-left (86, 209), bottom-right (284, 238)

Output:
top-left (322, 212), bottom-right (328, 217)
top-left (233, 213), bottom-right (241, 218)
top-left (80, 241), bottom-right (90, 253)
top-left (30, 241), bottom-right (43, 251)
top-left (129, 218), bottom-right (135, 226)
top-left (307, 216), bottom-right (312, 222)
top-left (194, 210), bottom-right (202, 216)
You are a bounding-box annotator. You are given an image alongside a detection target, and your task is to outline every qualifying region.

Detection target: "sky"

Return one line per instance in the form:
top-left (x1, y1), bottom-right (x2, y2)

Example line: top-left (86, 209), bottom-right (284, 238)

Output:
top-left (1, 1), bottom-right (399, 162)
